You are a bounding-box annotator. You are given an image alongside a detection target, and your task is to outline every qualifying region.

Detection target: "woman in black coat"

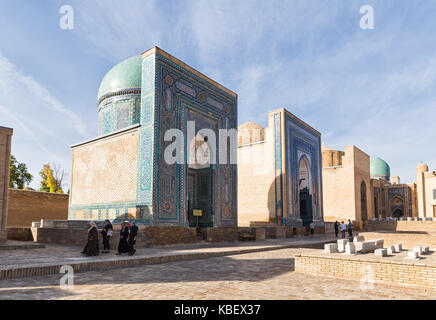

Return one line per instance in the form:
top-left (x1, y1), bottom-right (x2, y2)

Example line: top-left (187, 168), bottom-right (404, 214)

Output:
top-left (101, 219), bottom-right (113, 253)
top-left (82, 221), bottom-right (99, 256)
top-left (117, 221), bottom-right (129, 255)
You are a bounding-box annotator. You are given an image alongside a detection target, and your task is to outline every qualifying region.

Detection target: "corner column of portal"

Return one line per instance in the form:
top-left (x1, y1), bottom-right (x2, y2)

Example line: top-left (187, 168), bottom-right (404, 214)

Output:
top-left (0, 126), bottom-right (13, 243)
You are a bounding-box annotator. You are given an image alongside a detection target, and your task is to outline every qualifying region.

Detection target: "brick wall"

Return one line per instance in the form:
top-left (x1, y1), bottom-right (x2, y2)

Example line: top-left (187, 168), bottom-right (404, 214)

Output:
top-left (29, 226), bottom-right (197, 248)
top-left (7, 227), bottom-right (33, 241)
top-left (7, 189), bottom-right (68, 227)
top-left (205, 227), bottom-right (238, 242)
top-left (295, 254), bottom-right (436, 289)
top-left (361, 231), bottom-right (436, 250)
top-left (366, 220), bottom-right (436, 233)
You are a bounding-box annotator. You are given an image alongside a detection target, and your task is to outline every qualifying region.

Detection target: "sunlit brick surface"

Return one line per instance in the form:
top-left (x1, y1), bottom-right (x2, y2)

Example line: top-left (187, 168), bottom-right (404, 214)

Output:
top-left (70, 129), bottom-right (139, 206)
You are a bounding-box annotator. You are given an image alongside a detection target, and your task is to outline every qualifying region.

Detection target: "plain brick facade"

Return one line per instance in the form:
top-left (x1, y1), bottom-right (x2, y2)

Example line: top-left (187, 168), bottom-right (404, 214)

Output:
top-left (7, 189), bottom-right (68, 227)
top-left (0, 126), bottom-right (12, 243)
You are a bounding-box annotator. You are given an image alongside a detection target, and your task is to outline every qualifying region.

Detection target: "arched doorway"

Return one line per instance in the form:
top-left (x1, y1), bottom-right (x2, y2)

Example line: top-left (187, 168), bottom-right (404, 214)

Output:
top-left (374, 196), bottom-right (378, 219)
top-left (390, 196), bottom-right (404, 219)
top-left (392, 208), bottom-right (404, 218)
top-left (298, 157), bottom-right (312, 226)
top-left (361, 181), bottom-right (368, 221)
top-left (187, 134), bottom-right (213, 227)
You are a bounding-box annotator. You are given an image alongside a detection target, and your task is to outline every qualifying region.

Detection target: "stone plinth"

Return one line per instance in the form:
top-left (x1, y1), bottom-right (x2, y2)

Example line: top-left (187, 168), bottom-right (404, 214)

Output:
top-left (345, 243), bottom-right (356, 254)
top-left (375, 248), bottom-right (387, 257)
top-left (353, 235), bottom-right (364, 243)
top-left (337, 239), bottom-right (349, 252)
top-left (324, 243), bottom-right (338, 253)
top-left (0, 126), bottom-right (13, 244)
top-left (394, 244), bottom-right (403, 252)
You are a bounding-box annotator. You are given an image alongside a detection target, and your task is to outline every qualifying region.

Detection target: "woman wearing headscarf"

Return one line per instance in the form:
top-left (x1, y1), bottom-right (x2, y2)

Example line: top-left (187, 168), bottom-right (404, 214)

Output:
top-left (82, 221), bottom-right (99, 256)
top-left (117, 221), bottom-right (130, 255)
top-left (101, 219), bottom-right (113, 253)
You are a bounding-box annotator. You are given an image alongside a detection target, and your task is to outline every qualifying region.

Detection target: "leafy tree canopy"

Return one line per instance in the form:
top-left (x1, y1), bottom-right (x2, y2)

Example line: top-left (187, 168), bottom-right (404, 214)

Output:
top-left (9, 155), bottom-right (33, 189)
top-left (40, 163), bottom-right (64, 194)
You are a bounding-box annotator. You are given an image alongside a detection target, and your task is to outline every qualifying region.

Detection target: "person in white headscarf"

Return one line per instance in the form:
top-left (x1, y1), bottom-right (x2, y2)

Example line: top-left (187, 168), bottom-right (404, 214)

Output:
top-left (81, 221), bottom-right (99, 256)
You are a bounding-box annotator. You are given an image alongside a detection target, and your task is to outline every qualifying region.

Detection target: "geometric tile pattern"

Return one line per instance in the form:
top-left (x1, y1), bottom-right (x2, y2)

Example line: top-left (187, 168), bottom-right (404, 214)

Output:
top-left (273, 111), bottom-right (323, 226)
top-left (69, 48), bottom-right (237, 227)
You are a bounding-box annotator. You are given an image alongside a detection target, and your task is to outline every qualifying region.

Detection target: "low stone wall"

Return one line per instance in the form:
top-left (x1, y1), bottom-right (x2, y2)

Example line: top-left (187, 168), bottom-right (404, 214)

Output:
top-left (361, 232), bottom-right (436, 250)
top-left (143, 226), bottom-right (197, 246)
top-left (7, 189), bottom-right (68, 227)
top-left (294, 253), bottom-right (436, 290)
top-left (205, 227), bottom-right (238, 242)
top-left (30, 226), bottom-right (198, 248)
top-left (366, 220), bottom-right (436, 233)
top-left (7, 227), bottom-right (33, 241)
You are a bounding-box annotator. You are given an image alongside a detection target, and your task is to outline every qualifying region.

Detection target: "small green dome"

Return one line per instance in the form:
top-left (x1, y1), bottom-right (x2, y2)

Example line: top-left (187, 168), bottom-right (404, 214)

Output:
top-left (97, 55), bottom-right (142, 101)
top-left (370, 157), bottom-right (391, 181)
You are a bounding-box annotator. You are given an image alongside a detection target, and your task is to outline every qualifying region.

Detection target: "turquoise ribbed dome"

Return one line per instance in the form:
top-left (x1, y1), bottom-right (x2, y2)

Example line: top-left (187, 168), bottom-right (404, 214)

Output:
top-left (370, 157), bottom-right (391, 181)
top-left (97, 55), bottom-right (142, 101)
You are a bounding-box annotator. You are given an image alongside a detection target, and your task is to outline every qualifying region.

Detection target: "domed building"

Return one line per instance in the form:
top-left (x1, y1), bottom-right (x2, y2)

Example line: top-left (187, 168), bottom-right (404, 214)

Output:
top-left (321, 145), bottom-right (417, 225)
top-left (97, 55), bottom-right (142, 135)
top-left (68, 47), bottom-right (238, 231)
top-left (370, 157), bottom-right (391, 181)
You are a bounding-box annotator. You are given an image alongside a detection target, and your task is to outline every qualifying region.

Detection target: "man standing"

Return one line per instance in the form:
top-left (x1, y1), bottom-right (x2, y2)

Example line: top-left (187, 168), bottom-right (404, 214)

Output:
top-left (347, 219), bottom-right (353, 238)
top-left (340, 221), bottom-right (346, 239)
top-left (334, 221), bottom-right (339, 238)
top-left (128, 221), bottom-right (138, 256)
top-left (309, 221), bottom-right (315, 237)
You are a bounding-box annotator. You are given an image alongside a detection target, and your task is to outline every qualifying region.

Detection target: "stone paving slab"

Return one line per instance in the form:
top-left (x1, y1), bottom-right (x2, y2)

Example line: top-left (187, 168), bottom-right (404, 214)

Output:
top-left (0, 249), bottom-right (434, 300)
top-left (0, 235), bottom-right (336, 280)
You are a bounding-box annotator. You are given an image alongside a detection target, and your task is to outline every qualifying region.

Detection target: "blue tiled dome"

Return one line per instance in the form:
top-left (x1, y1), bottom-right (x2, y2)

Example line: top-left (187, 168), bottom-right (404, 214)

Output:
top-left (370, 157), bottom-right (391, 181)
top-left (97, 55), bottom-right (142, 101)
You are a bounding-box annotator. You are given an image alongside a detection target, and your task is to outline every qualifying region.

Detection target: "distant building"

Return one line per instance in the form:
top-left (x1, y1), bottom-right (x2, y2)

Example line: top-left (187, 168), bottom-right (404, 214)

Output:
top-left (237, 108), bottom-right (324, 227)
top-left (321, 145), bottom-right (416, 226)
top-left (416, 163), bottom-right (436, 219)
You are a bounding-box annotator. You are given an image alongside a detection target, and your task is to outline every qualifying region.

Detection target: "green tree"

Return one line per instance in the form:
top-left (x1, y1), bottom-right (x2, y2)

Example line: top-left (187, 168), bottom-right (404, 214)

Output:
top-left (40, 163), bottom-right (64, 193)
top-left (9, 155), bottom-right (33, 189)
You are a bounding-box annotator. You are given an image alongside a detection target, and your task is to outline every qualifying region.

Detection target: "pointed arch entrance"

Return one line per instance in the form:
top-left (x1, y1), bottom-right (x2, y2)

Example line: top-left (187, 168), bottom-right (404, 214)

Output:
top-left (187, 133), bottom-right (213, 227)
top-left (298, 157), bottom-right (313, 226)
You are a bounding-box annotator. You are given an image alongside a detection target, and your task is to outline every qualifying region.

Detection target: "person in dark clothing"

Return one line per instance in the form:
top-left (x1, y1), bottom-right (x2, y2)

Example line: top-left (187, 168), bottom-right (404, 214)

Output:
top-left (82, 221), bottom-right (99, 256)
top-left (347, 219), bottom-right (353, 238)
top-left (101, 219), bottom-right (113, 253)
top-left (117, 221), bottom-right (130, 255)
top-left (128, 222), bottom-right (138, 256)
top-left (334, 221), bottom-right (339, 238)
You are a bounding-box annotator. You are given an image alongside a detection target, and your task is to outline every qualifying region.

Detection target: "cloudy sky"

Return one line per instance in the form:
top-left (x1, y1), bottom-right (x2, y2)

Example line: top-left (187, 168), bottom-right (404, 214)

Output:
top-left (0, 0), bottom-right (435, 189)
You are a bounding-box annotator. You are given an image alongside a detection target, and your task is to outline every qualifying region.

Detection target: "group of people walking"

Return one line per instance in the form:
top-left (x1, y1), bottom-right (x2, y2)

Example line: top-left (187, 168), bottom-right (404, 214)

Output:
top-left (333, 220), bottom-right (353, 238)
top-left (81, 220), bottom-right (138, 257)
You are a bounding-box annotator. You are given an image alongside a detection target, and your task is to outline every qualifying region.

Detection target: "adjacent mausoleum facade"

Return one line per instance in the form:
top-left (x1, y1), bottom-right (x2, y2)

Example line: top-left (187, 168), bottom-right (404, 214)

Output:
top-left (322, 145), bottom-right (416, 225)
top-left (238, 108), bottom-right (324, 227)
top-left (69, 47), bottom-right (238, 227)
top-left (416, 162), bottom-right (436, 219)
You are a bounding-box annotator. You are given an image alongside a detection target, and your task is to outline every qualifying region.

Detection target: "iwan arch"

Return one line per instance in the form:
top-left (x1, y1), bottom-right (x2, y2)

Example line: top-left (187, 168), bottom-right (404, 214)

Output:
top-left (237, 109), bottom-right (323, 227)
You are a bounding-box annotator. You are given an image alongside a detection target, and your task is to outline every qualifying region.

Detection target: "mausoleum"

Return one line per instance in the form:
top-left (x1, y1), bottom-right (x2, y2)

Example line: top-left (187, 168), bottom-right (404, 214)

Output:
top-left (69, 47), bottom-right (238, 227)
top-left (237, 109), bottom-right (324, 227)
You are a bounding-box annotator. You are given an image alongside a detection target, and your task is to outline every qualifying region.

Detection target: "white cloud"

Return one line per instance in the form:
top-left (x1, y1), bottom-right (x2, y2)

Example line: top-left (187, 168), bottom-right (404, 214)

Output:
top-left (0, 53), bottom-right (87, 189)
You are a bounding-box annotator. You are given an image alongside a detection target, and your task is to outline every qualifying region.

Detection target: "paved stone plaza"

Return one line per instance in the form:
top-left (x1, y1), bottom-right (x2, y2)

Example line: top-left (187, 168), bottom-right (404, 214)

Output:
top-left (1, 246), bottom-right (435, 300)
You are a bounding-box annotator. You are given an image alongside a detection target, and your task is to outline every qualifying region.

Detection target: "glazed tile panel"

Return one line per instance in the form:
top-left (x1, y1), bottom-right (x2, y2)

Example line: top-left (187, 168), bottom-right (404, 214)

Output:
top-left (148, 53), bottom-right (237, 226)
top-left (282, 113), bottom-right (323, 225)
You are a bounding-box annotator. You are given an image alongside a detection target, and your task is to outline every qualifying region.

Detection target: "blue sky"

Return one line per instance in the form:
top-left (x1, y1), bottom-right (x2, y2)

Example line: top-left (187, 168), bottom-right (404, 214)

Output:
top-left (0, 0), bottom-right (435, 189)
